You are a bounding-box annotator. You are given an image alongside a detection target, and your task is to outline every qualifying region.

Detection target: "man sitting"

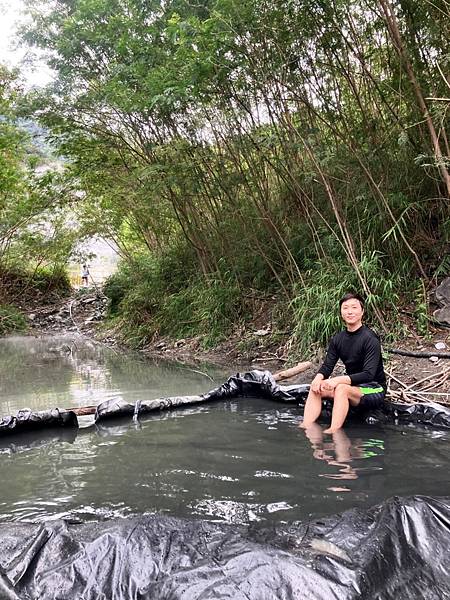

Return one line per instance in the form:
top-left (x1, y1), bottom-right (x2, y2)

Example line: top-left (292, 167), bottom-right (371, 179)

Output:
top-left (301, 292), bottom-right (386, 433)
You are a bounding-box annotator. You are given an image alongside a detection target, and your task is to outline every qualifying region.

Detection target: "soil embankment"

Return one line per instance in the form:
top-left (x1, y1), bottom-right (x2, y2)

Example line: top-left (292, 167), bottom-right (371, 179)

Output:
top-left (20, 285), bottom-right (450, 405)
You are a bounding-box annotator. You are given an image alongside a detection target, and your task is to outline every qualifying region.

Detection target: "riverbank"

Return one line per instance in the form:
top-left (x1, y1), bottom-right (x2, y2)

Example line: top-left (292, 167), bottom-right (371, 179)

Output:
top-left (18, 285), bottom-right (450, 403)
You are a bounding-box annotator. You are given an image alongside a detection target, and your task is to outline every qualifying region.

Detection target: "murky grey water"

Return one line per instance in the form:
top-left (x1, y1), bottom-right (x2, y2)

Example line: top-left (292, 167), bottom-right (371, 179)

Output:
top-left (0, 335), bottom-right (449, 525)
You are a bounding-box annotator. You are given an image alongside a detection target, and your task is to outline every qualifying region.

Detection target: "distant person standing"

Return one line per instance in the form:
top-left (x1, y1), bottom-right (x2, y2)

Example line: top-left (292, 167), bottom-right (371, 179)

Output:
top-left (81, 264), bottom-right (90, 287)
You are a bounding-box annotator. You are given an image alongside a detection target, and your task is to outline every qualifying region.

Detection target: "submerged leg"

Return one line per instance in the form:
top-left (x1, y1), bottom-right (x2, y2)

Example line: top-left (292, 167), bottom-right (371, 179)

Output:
top-left (300, 389), bottom-right (324, 428)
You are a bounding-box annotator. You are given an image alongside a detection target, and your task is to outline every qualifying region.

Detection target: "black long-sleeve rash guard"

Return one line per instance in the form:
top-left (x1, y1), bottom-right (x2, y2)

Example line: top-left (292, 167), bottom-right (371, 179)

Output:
top-left (317, 325), bottom-right (387, 390)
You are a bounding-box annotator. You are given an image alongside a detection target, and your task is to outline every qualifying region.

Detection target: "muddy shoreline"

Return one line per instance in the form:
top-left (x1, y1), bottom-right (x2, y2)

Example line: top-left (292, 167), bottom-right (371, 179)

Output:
top-left (21, 287), bottom-right (450, 400)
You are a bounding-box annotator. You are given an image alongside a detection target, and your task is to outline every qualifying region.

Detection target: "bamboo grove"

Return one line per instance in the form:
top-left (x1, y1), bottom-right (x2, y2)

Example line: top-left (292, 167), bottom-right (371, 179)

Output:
top-left (19, 0), bottom-right (450, 348)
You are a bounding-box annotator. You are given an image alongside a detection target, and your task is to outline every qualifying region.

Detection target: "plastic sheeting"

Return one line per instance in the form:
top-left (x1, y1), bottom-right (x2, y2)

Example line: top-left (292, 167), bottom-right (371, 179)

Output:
top-left (95, 395), bottom-right (208, 422)
top-left (0, 408), bottom-right (78, 437)
top-left (0, 495), bottom-right (448, 599)
top-left (372, 399), bottom-right (450, 429)
top-left (94, 370), bottom-right (307, 422)
top-left (2, 370), bottom-right (450, 436)
top-left (95, 369), bottom-right (450, 430)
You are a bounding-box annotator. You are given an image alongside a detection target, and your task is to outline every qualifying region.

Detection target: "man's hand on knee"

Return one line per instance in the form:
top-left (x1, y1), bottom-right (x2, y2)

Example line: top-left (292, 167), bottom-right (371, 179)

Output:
top-left (310, 374), bottom-right (324, 394)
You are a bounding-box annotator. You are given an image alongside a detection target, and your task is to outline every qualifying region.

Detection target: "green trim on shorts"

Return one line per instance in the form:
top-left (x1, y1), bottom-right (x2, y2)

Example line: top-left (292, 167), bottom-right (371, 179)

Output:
top-left (359, 386), bottom-right (384, 395)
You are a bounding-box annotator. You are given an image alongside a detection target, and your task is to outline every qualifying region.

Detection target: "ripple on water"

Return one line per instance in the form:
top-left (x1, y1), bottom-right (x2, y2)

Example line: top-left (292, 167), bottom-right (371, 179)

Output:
top-left (0, 336), bottom-right (449, 526)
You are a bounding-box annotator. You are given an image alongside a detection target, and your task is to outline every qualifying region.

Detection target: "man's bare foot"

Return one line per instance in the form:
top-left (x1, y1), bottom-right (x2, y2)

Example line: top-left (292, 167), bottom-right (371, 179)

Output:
top-left (323, 427), bottom-right (340, 434)
top-left (300, 421), bottom-right (316, 429)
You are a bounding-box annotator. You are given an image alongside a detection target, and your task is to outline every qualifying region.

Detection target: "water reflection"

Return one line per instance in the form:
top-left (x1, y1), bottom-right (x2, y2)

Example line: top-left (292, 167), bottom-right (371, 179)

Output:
top-left (302, 423), bottom-right (385, 491)
top-left (0, 335), bottom-right (225, 416)
top-left (0, 336), bottom-right (449, 526)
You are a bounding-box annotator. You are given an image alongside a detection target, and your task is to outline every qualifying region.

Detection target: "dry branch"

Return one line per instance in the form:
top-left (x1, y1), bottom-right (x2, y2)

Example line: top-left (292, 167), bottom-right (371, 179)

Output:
top-left (273, 361), bottom-right (313, 382)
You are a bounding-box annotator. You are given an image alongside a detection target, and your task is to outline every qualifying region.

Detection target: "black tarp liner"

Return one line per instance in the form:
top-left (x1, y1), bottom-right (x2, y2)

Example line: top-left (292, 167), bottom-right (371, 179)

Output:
top-left (371, 399), bottom-right (450, 428)
top-left (0, 408), bottom-right (78, 437)
top-left (95, 369), bottom-right (450, 430)
top-left (0, 495), bottom-right (448, 599)
top-left (2, 370), bottom-right (450, 436)
top-left (93, 370), bottom-right (307, 422)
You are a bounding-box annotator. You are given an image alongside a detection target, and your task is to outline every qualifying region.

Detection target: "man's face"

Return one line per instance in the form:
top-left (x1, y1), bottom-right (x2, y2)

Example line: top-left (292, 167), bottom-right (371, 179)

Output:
top-left (340, 299), bottom-right (363, 327)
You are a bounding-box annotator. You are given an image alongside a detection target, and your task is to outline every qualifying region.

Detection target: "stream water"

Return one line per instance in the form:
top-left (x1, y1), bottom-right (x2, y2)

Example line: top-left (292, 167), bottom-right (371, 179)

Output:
top-left (0, 335), bottom-right (449, 525)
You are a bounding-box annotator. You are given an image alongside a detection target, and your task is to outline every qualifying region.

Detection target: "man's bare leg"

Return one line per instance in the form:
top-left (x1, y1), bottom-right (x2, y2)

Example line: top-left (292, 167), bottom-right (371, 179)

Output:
top-left (300, 390), bottom-right (325, 428)
top-left (323, 384), bottom-right (362, 434)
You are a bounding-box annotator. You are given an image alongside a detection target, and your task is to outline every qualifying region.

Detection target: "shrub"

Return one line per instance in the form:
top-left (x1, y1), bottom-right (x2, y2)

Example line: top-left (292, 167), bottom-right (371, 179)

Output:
top-left (0, 304), bottom-right (28, 335)
top-left (104, 250), bottom-right (246, 348)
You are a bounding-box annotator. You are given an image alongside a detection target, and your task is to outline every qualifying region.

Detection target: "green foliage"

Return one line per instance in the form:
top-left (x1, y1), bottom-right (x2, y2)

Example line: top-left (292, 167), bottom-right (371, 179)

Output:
top-left (104, 245), bottom-right (197, 315)
top-left (0, 305), bottom-right (28, 335)
top-left (413, 281), bottom-right (430, 338)
top-left (103, 271), bottom-right (129, 316)
top-left (290, 253), bottom-right (401, 354)
top-left (30, 266), bottom-right (72, 295)
top-left (0, 65), bottom-right (78, 284)
top-left (0, 265), bottom-right (71, 306)
top-left (13, 0), bottom-right (450, 349)
top-left (104, 250), bottom-right (246, 347)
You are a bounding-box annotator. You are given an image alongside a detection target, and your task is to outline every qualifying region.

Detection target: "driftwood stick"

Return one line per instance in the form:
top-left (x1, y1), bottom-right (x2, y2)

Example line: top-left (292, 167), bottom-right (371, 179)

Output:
top-left (386, 370), bottom-right (408, 389)
top-left (389, 389), bottom-right (450, 405)
top-left (387, 391), bottom-right (418, 404)
top-left (402, 368), bottom-right (450, 392)
top-left (421, 372), bottom-right (450, 392)
top-left (405, 390), bottom-right (450, 397)
top-left (177, 367), bottom-right (215, 382)
top-left (401, 391), bottom-right (429, 403)
top-left (387, 385), bottom-right (428, 403)
top-left (67, 405), bottom-right (97, 416)
top-left (273, 361), bottom-right (313, 382)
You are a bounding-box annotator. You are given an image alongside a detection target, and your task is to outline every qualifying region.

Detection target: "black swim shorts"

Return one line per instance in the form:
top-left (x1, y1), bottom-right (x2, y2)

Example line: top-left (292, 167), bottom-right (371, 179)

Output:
top-left (357, 381), bottom-right (386, 410)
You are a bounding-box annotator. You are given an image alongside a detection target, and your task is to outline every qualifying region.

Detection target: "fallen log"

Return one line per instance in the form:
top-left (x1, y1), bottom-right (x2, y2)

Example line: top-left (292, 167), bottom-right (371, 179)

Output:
top-left (273, 361), bottom-right (312, 381)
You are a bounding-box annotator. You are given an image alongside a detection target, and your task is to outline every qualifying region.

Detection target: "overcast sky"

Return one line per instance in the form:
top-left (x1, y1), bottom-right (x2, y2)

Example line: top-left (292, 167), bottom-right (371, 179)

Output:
top-left (0, 0), bottom-right (54, 86)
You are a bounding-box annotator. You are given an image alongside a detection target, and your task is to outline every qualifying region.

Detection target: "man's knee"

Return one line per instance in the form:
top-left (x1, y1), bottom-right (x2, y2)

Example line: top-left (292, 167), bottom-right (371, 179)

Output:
top-left (335, 383), bottom-right (351, 395)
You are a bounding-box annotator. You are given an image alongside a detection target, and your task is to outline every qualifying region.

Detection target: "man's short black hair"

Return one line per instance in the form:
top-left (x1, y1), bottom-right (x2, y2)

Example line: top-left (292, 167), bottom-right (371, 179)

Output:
top-left (339, 292), bottom-right (365, 309)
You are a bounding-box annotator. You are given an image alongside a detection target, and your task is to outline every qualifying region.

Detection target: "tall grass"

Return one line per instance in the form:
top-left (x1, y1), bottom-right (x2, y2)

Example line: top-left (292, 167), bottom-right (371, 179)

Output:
top-left (103, 252), bottom-right (247, 348)
top-left (289, 253), bottom-right (402, 355)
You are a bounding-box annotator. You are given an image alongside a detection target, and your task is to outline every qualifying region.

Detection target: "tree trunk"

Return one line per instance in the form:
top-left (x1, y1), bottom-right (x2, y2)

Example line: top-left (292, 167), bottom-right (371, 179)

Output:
top-left (378, 0), bottom-right (450, 197)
